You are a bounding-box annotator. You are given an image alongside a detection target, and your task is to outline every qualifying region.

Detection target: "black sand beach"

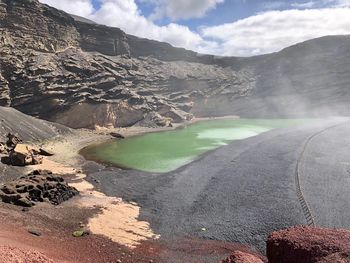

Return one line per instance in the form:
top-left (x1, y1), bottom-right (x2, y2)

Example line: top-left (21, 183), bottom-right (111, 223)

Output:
top-left (85, 118), bottom-right (350, 253)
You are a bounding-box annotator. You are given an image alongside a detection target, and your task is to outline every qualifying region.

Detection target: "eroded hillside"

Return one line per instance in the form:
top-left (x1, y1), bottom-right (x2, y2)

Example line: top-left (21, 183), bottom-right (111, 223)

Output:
top-left (0, 0), bottom-right (350, 128)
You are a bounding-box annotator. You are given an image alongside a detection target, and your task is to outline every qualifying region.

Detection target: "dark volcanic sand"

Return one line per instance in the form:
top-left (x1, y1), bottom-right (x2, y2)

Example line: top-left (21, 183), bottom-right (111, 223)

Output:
top-left (85, 118), bottom-right (350, 253)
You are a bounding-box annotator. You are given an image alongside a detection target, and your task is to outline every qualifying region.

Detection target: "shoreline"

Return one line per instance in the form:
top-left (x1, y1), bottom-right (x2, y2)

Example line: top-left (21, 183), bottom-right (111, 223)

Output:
top-left (1, 117), bottom-right (345, 262)
top-left (0, 115), bottom-right (250, 262)
top-left (79, 115), bottom-right (240, 171)
top-left (37, 115), bottom-right (241, 250)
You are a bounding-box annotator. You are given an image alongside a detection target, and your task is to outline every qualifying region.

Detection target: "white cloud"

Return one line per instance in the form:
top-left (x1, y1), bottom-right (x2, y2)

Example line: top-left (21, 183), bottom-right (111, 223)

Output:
top-left (291, 1), bottom-right (316, 8)
top-left (261, 1), bottom-right (287, 10)
top-left (144, 0), bottom-right (224, 21)
top-left (201, 8), bottom-right (350, 56)
top-left (39, 0), bottom-right (350, 57)
top-left (324, 0), bottom-right (350, 7)
top-left (39, 0), bottom-right (94, 17)
top-left (88, 0), bottom-right (217, 53)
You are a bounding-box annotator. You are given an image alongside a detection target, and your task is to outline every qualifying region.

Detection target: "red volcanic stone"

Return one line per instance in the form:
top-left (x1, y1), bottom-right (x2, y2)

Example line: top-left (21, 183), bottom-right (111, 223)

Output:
top-left (220, 251), bottom-right (265, 263)
top-left (267, 226), bottom-right (350, 263)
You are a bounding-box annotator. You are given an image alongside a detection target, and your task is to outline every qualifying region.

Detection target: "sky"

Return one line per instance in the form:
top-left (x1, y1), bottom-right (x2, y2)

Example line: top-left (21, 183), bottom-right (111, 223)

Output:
top-left (38, 0), bottom-right (350, 57)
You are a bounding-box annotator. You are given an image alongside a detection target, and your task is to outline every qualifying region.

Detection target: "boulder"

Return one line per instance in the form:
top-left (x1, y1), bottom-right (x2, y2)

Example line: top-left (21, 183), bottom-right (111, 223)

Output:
top-left (0, 170), bottom-right (78, 207)
top-left (266, 226), bottom-right (350, 263)
top-left (6, 133), bottom-right (22, 150)
top-left (8, 144), bottom-right (43, 166)
top-left (110, 132), bottom-right (125, 139)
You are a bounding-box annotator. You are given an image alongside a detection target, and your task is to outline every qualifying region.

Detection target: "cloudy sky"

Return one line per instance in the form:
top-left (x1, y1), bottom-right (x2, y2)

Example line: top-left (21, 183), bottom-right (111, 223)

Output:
top-left (38, 0), bottom-right (350, 56)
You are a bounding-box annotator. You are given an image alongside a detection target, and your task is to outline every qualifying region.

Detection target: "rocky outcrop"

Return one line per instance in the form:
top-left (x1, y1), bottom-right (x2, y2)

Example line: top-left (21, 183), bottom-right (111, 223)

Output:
top-left (1, 0), bottom-right (350, 129)
top-left (267, 226), bottom-right (350, 263)
top-left (0, 0), bottom-right (250, 128)
top-left (0, 169), bottom-right (78, 207)
top-left (5, 143), bottom-right (43, 166)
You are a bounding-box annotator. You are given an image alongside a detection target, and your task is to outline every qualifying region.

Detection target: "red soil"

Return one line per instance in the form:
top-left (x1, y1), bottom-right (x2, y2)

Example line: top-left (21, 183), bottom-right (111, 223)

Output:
top-left (0, 245), bottom-right (54, 263)
top-left (220, 250), bottom-right (265, 263)
top-left (267, 226), bottom-right (350, 263)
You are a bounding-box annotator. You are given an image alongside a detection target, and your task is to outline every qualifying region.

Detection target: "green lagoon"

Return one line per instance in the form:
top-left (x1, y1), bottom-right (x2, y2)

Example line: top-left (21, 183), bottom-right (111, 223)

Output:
top-left (82, 119), bottom-right (307, 173)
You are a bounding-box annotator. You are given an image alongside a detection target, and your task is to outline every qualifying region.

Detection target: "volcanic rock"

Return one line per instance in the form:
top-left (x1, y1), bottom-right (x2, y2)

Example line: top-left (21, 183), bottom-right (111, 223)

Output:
top-left (266, 226), bottom-right (350, 263)
top-left (0, 170), bottom-right (78, 207)
top-left (0, 0), bottom-right (349, 129)
top-left (220, 251), bottom-right (265, 263)
top-left (110, 132), bottom-right (125, 139)
top-left (6, 133), bottom-right (22, 150)
top-left (6, 0), bottom-right (350, 129)
top-left (4, 143), bottom-right (43, 166)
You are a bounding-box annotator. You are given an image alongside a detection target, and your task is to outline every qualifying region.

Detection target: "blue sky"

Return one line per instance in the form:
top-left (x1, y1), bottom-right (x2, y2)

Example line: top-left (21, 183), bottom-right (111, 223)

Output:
top-left (137, 0), bottom-right (302, 29)
top-left (39, 0), bottom-right (350, 56)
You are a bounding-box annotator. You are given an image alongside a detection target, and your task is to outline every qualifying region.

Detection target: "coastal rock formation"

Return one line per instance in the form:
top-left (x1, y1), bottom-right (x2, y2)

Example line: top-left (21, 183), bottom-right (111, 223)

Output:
top-left (2, 0), bottom-right (349, 128)
top-left (0, 169), bottom-right (78, 207)
top-left (267, 226), bottom-right (350, 263)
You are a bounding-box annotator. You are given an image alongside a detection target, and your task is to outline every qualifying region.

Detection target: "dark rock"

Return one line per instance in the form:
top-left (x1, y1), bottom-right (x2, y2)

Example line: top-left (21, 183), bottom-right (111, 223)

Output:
top-left (1, 142), bottom-right (50, 167)
top-left (28, 170), bottom-right (53, 176)
top-left (110, 132), bottom-right (125, 139)
top-left (6, 133), bottom-right (22, 150)
top-left (28, 229), bottom-right (42, 236)
top-left (21, 207), bottom-right (29, 212)
top-left (0, 156), bottom-right (10, 164)
top-left (0, 170), bottom-right (78, 207)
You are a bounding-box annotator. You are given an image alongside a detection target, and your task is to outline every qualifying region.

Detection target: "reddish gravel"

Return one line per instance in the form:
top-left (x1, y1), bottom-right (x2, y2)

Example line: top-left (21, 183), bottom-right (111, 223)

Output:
top-left (267, 226), bottom-right (350, 263)
top-left (0, 245), bottom-right (54, 263)
top-left (220, 250), bottom-right (265, 263)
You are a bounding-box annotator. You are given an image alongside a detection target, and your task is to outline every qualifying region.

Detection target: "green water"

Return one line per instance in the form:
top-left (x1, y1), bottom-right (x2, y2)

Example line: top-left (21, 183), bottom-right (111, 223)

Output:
top-left (82, 119), bottom-right (307, 173)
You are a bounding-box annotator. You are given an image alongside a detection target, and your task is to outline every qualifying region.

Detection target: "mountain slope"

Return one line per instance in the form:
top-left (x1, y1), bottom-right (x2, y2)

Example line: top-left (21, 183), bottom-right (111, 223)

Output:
top-left (0, 0), bottom-right (349, 128)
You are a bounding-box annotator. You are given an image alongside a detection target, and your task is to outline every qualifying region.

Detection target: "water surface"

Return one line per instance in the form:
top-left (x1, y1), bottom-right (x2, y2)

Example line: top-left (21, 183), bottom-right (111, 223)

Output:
top-left (82, 119), bottom-right (306, 173)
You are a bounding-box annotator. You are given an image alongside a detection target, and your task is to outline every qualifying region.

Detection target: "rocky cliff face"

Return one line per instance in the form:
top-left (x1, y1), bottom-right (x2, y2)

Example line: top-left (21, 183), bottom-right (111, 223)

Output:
top-left (0, 0), bottom-right (349, 128)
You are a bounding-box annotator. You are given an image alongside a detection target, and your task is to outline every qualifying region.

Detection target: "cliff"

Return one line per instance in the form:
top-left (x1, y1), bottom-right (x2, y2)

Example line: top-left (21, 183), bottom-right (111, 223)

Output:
top-left (0, 0), bottom-right (350, 128)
